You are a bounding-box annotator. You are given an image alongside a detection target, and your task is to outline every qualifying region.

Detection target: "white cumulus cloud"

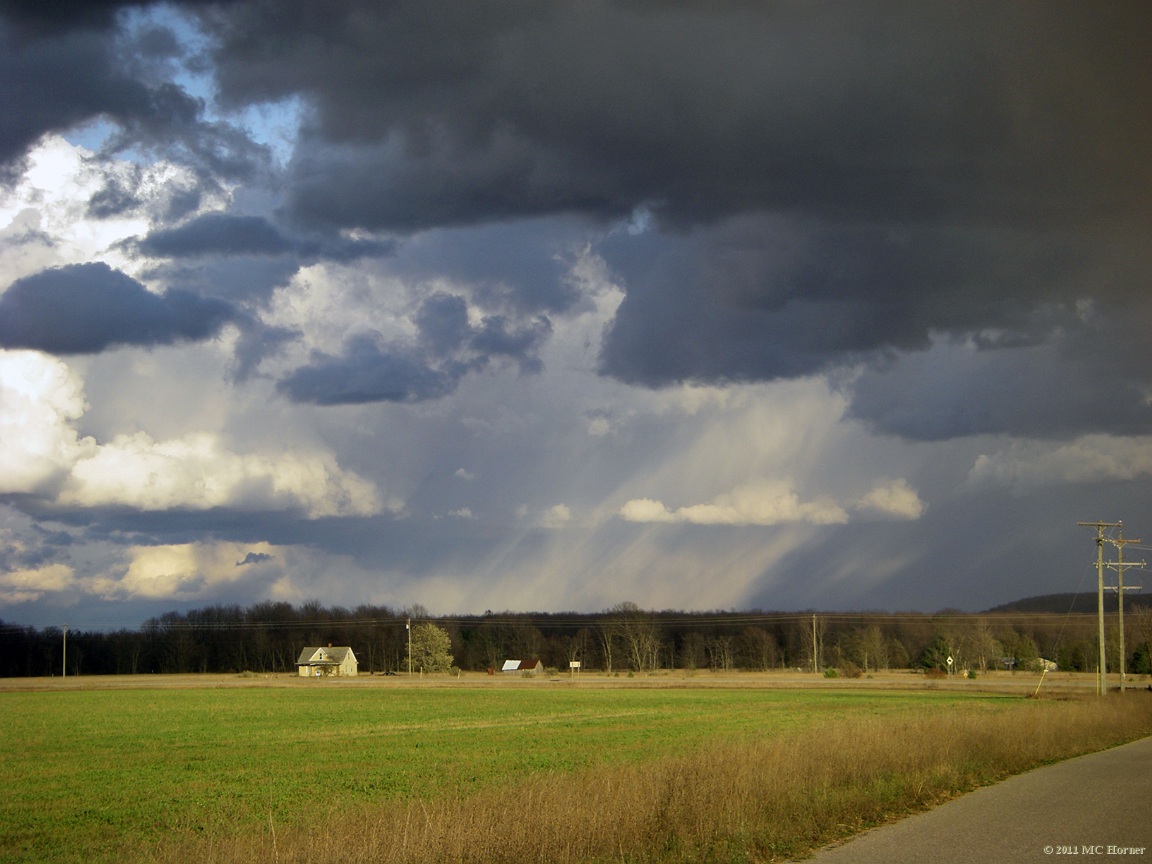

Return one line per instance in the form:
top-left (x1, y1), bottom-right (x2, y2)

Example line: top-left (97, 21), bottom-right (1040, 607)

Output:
top-left (0, 351), bottom-right (93, 495)
top-left (540, 503), bottom-right (573, 528)
top-left (619, 481), bottom-right (848, 527)
top-left (0, 563), bottom-right (77, 604)
top-left (0, 351), bottom-right (382, 517)
top-left (87, 542), bottom-right (280, 601)
top-left (620, 478), bottom-right (925, 526)
top-left (854, 479), bottom-right (926, 520)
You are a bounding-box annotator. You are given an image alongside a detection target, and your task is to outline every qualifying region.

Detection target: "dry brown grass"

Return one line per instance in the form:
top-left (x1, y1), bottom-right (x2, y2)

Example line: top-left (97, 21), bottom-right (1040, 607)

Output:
top-left (148, 694), bottom-right (1152, 864)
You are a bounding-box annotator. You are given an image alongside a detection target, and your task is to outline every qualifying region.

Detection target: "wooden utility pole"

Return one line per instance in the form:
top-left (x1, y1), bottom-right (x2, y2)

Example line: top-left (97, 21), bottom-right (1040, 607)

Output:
top-left (1078, 521), bottom-right (1121, 696)
top-left (812, 614), bottom-right (818, 674)
top-left (62, 625), bottom-right (67, 678)
top-left (1106, 531), bottom-right (1144, 694)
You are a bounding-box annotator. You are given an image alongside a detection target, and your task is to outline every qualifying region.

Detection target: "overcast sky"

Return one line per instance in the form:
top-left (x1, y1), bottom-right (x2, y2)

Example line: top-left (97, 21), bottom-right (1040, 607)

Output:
top-left (2, 0), bottom-right (1151, 629)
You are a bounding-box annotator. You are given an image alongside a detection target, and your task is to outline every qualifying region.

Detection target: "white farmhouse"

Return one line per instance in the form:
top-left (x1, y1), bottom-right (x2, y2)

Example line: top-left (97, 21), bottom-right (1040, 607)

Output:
top-left (296, 646), bottom-right (358, 677)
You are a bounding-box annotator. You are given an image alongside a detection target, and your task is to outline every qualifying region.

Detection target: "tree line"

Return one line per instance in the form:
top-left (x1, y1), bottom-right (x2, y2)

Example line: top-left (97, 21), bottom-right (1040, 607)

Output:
top-left (2, 597), bottom-right (1150, 678)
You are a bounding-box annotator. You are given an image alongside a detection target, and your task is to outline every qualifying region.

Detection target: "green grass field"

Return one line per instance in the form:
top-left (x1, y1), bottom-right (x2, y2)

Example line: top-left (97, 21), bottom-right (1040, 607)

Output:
top-left (3, 678), bottom-right (1150, 864)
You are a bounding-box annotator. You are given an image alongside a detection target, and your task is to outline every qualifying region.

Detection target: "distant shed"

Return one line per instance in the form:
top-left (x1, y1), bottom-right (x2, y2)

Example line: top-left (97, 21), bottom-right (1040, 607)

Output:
top-left (296, 646), bottom-right (358, 677)
top-left (501, 659), bottom-right (543, 676)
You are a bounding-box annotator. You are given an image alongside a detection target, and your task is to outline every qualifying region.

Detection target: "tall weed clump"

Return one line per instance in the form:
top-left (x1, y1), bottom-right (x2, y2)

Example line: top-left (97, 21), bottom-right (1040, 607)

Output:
top-left (150, 696), bottom-right (1152, 864)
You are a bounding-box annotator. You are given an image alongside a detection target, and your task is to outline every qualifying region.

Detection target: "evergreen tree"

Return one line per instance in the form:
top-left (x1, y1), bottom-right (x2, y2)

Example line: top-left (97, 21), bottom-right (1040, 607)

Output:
top-left (1130, 642), bottom-right (1151, 675)
top-left (918, 634), bottom-right (951, 671)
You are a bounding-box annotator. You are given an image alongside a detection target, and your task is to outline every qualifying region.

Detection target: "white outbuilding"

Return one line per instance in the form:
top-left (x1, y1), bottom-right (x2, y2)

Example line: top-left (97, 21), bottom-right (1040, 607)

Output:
top-left (501, 659), bottom-right (543, 675)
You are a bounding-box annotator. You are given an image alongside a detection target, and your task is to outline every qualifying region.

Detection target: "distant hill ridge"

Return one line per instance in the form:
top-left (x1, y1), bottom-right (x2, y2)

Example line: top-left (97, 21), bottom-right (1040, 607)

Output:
top-left (984, 592), bottom-right (1152, 615)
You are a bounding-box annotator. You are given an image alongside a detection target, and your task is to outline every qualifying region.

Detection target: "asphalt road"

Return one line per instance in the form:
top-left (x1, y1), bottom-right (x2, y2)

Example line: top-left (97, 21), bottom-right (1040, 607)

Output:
top-left (801, 735), bottom-right (1152, 863)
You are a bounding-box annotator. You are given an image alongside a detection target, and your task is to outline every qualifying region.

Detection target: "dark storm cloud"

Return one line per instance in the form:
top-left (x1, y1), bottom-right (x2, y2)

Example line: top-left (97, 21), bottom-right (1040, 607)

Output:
top-left (0, 24), bottom-right (147, 167)
top-left (236, 551), bottom-right (272, 566)
top-left (277, 335), bottom-right (459, 405)
top-left (846, 323), bottom-right (1152, 441)
top-left (0, 7), bottom-right (268, 193)
top-left (143, 256), bottom-right (300, 304)
top-left (596, 214), bottom-right (1139, 384)
top-left (86, 171), bottom-right (146, 219)
top-left (131, 212), bottom-right (394, 263)
top-left (414, 293), bottom-right (470, 356)
top-left (196, 0), bottom-right (1152, 438)
top-left (388, 220), bottom-right (581, 315)
top-left (279, 296), bottom-right (551, 405)
top-left (125, 213), bottom-right (394, 306)
top-left (0, 0), bottom-right (141, 35)
top-left (2, 0), bottom-right (1147, 445)
top-left (137, 213), bottom-right (294, 257)
top-left (0, 525), bottom-right (71, 572)
top-left (0, 0), bottom-right (239, 36)
top-left (98, 83), bottom-right (271, 187)
top-left (0, 262), bottom-right (239, 353)
top-left (204, 1), bottom-right (1151, 231)
top-left (470, 315), bottom-right (550, 374)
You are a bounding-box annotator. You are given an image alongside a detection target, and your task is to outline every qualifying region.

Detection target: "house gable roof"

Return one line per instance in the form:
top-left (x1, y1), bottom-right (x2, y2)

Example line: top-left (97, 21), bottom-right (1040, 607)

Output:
top-left (296, 646), bottom-right (356, 666)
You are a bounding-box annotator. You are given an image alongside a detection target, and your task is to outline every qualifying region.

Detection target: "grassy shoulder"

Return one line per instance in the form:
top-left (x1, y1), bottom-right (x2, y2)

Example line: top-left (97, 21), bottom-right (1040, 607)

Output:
top-left (2, 675), bottom-right (1149, 863)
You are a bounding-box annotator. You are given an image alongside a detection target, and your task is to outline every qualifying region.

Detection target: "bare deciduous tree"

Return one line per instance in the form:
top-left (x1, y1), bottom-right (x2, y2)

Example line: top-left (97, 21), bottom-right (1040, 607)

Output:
top-left (611, 602), bottom-right (662, 672)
